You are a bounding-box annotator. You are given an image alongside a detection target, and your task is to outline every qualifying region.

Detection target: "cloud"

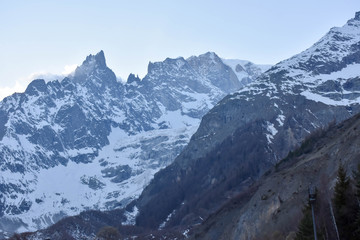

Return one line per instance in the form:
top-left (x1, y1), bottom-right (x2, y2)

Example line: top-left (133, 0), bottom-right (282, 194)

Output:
top-left (26, 64), bottom-right (78, 83)
top-left (62, 64), bottom-right (78, 75)
top-left (0, 64), bottom-right (79, 101)
top-left (27, 71), bottom-right (63, 82)
top-left (28, 64), bottom-right (78, 82)
top-left (0, 81), bottom-right (27, 101)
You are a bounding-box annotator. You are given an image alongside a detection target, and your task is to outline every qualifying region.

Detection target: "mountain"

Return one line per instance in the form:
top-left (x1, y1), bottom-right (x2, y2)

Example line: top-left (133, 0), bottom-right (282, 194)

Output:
top-left (12, 108), bottom-right (360, 240)
top-left (134, 11), bottom-right (360, 231)
top-left (0, 50), bottom-right (267, 237)
top-left (191, 112), bottom-right (360, 240)
top-left (5, 11), bottom-right (360, 240)
top-left (221, 59), bottom-right (271, 86)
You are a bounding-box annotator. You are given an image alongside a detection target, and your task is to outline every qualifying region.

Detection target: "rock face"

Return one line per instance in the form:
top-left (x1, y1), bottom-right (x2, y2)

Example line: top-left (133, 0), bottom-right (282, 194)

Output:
top-left (0, 50), bottom-right (267, 237)
top-left (135, 12), bottom-right (360, 230)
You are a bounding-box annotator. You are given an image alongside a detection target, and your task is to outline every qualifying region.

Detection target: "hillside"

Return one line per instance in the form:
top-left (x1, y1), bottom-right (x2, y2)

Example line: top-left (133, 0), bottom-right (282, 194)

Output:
top-left (191, 113), bottom-right (360, 239)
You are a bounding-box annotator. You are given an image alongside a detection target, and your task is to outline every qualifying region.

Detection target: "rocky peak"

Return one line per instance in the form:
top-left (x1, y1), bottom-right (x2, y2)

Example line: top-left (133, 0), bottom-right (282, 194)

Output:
top-left (25, 79), bottom-right (47, 96)
top-left (274, 11), bottom-right (360, 79)
top-left (187, 51), bottom-right (222, 66)
top-left (72, 50), bottom-right (117, 86)
top-left (82, 50), bottom-right (107, 69)
top-left (202, 51), bottom-right (222, 63)
top-left (75, 50), bottom-right (107, 74)
top-left (355, 11), bottom-right (360, 21)
top-left (164, 56), bottom-right (186, 65)
top-left (126, 73), bottom-right (141, 84)
top-left (187, 52), bottom-right (241, 93)
top-left (147, 57), bottom-right (188, 76)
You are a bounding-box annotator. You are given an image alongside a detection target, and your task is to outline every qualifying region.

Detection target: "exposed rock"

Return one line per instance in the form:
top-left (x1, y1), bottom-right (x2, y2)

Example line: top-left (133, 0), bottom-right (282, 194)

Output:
top-left (135, 12), bottom-right (360, 231)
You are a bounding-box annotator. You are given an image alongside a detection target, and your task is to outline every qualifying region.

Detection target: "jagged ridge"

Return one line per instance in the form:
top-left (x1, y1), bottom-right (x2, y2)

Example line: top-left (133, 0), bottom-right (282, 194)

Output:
top-left (0, 50), bottom-right (266, 237)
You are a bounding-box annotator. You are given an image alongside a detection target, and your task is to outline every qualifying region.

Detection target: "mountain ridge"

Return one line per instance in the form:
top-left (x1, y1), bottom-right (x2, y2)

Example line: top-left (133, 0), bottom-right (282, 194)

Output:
top-left (0, 50), bottom-right (267, 237)
top-left (134, 11), bottom-right (360, 231)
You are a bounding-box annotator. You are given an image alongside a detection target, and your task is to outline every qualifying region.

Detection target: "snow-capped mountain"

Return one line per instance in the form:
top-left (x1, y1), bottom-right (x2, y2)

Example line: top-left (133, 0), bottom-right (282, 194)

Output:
top-left (222, 58), bottom-right (271, 86)
top-left (0, 50), bottom-right (267, 237)
top-left (135, 11), bottom-right (360, 231)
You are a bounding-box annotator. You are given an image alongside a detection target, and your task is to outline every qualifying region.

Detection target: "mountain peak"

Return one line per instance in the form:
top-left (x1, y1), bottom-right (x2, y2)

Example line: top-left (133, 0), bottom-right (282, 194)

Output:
top-left (75, 50), bottom-right (107, 76)
top-left (355, 11), bottom-right (360, 20)
top-left (192, 51), bottom-right (220, 61)
top-left (82, 50), bottom-right (106, 69)
top-left (127, 73), bottom-right (141, 84)
top-left (25, 79), bottom-right (47, 95)
top-left (204, 51), bottom-right (217, 58)
top-left (72, 50), bottom-right (117, 86)
top-left (147, 57), bottom-right (187, 75)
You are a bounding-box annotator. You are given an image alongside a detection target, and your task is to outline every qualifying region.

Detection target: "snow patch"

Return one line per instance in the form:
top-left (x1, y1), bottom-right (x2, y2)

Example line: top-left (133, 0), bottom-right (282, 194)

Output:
top-left (301, 90), bottom-right (359, 106)
top-left (276, 115), bottom-right (285, 127)
top-left (122, 206), bottom-right (138, 225)
top-left (159, 208), bottom-right (176, 230)
top-left (265, 121), bottom-right (278, 144)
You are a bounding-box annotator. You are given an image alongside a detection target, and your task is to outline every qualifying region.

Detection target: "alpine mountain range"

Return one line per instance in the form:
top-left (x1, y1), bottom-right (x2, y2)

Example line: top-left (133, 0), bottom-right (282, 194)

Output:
top-left (2, 11), bottom-right (360, 240)
top-left (0, 48), bottom-right (269, 237)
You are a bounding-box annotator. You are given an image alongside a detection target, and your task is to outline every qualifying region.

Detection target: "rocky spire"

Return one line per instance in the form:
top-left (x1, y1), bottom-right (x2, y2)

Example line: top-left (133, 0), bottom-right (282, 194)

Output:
top-left (81, 50), bottom-right (107, 70)
top-left (72, 50), bottom-right (117, 86)
top-left (355, 11), bottom-right (360, 20)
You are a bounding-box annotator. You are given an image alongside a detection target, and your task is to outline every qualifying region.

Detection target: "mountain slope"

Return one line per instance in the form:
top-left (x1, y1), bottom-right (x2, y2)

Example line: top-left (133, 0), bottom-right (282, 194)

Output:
top-left (191, 112), bottom-right (360, 240)
top-left (0, 51), bottom-right (267, 237)
top-left (135, 11), bottom-right (360, 230)
top-left (14, 114), bottom-right (360, 239)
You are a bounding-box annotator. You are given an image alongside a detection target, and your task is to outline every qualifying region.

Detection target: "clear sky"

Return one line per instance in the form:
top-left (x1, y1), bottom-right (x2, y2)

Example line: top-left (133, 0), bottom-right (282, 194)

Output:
top-left (0, 0), bottom-right (360, 100)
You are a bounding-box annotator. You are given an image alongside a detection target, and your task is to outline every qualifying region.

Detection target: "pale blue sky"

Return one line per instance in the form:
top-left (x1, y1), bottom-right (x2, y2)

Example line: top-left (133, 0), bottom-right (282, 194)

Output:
top-left (0, 0), bottom-right (359, 99)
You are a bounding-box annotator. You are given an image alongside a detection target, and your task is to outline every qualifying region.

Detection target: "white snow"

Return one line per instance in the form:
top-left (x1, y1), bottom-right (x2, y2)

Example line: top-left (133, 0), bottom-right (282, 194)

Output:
top-left (299, 63), bottom-right (360, 85)
top-left (159, 208), bottom-right (176, 230)
top-left (156, 109), bottom-right (200, 130)
top-left (276, 115), bottom-right (285, 127)
top-left (222, 58), bottom-right (271, 84)
top-left (183, 229), bottom-right (190, 238)
top-left (265, 121), bottom-right (278, 144)
top-left (301, 90), bottom-right (360, 106)
top-left (2, 121), bottom-right (200, 232)
top-left (122, 206), bottom-right (139, 225)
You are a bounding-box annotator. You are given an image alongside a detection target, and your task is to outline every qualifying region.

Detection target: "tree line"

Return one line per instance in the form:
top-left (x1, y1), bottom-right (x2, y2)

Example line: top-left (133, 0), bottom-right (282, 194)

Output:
top-left (295, 163), bottom-right (360, 240)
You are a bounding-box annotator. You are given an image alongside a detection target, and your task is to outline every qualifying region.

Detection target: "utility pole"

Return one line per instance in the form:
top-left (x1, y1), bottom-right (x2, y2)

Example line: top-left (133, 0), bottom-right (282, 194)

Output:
top-left (309, 186), bottom-right (318, 240)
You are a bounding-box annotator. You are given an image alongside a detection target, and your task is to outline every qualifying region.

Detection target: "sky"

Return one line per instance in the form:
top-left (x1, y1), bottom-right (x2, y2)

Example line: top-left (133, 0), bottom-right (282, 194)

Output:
top-left (0, 0), bottom-right (360, 100)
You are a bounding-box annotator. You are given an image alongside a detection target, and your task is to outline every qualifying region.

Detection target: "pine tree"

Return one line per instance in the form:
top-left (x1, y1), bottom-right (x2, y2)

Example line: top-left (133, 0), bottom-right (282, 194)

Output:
top-left (333, 163), bottom-right (356, 239)
top-left (354, 210), bottom-right (360, 240)
top-left (353, 163), bottom-right (360, 202)
top-left (295, 204), bottom-right (314, 240)
top-left (353, 163), bottom-right (360, 239)
top-left (334, 164), bottom-right (350, 210)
